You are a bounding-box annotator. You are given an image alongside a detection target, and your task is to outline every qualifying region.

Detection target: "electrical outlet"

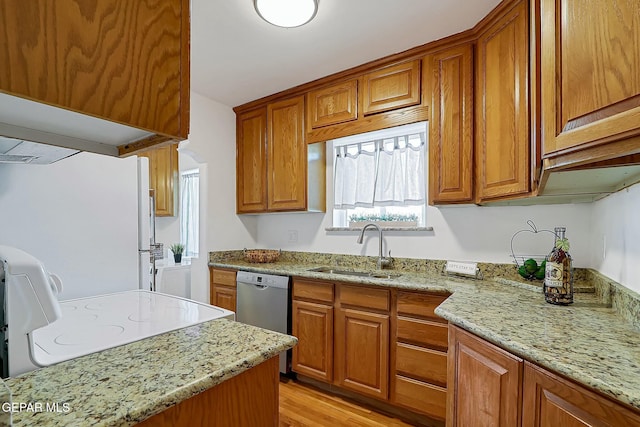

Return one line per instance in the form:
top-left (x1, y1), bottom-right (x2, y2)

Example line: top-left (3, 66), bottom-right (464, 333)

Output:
top-left (287, 230), bottom-right (298, 243)
top-left (445, 261), bottom-right (478, 277)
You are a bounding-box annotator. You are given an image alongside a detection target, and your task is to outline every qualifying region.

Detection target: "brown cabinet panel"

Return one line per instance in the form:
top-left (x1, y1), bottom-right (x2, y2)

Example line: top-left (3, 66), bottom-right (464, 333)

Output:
top-left (395, 342), bottom-right (447, 386)
top-left (541, 0), bottom-right (640, 157)
top-left (307, 80), bottom-right (358, 128)
top-left (362, 60), bottom-right (421, 115)
top-left (211, 269), bottom-right (237, 288)
top-left (448, 325), bottom-right (523, 427)
top-left (475, 0), bottom-right (530, 201)
top-left (396, 291), bottom-right (449, 322)
top-left (292, 300), bottom-right (334, 383)
top-left (335, 308), bottom-right (389, 400)
top-left (396, 316), bottom-right (448, 350)
top-left (0, 0), bottom-right (189, 140)
top-left (212, 286), bottom-right (236, 313)
top-left (292, 279), bottom-right (334, 303)
top-left (426, 44), bottom-right (475, 204)
top-left (138, 143), bottom-right (178, 217)
top-left (523, 362), bottom-right (640, 427)
top-left (236, 108), bottom-right (268, 213)
top-left (267, 96), bottom-right (307, 211)
top-left (394, 375), bottom-right (447, 420)
top-left (339, 284), bottom-right (390, 312)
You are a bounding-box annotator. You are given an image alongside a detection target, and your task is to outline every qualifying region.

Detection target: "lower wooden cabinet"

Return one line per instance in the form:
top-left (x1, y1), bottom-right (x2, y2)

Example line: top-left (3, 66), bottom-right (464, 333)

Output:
top-left (392, 291), bottom-right (449, 420)
top-left (291, 278), bottom-right (448, 422)
top-left (209, 267), bottom-right (237, 313)
top-left (291, 299), bottom-right (334, 382)
top-left (523, 362), bottom-right (640, 427)
top-left (449, 325), bottom-right (640, 427)
top-left (335, 307), bottom-right (390, 400)
top-left (447, 325), bottom-right (523, 427)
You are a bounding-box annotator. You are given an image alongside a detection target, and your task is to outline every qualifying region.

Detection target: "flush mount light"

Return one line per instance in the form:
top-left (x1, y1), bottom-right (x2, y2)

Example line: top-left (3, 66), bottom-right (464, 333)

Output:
top-left (254, 0), bottom-right (318, 28)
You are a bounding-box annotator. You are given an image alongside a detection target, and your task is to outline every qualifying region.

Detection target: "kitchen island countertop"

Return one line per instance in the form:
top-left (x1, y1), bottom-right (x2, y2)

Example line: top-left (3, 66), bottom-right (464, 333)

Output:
top-left (209, 257), bottom-right (640, 412)
top-left (5, 319), bottom-right (296, 426)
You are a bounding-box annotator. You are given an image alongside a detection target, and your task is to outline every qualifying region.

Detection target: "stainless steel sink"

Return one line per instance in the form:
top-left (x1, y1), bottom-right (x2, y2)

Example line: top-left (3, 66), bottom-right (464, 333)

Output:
top-left (307, 266), bottom-right (401, 279)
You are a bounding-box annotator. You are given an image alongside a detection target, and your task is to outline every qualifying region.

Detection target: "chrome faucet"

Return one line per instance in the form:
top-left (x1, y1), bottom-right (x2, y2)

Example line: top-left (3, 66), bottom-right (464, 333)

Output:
top-left (357, 223), bottom-right (392, 269)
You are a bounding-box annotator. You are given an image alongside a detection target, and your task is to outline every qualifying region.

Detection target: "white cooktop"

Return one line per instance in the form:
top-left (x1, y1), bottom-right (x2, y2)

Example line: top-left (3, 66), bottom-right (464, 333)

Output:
top-left (31, 290), bottom-right (234, 367)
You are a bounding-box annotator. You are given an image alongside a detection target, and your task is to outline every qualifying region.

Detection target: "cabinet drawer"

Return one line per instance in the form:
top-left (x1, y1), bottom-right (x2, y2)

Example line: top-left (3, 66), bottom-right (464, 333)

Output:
top-left (397, 316), bottom-right (448, 350)
top-left (393, 375), bottom-right (447, 420)
top-left (293, 279), bottom-right (334, 303)
top-left (339, 284), bottom-right (389, 311)
top-left (397, 291), bottom-right (448, 322)
top-left (211, 268), bottom-right (237, 287)
top-left (396, 342), bottom-right (447, 386)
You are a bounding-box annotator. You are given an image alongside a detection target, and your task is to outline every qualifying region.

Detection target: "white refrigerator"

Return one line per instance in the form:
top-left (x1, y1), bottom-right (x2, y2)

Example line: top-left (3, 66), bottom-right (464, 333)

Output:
top-left (0, 152), bottom-right (157, 300)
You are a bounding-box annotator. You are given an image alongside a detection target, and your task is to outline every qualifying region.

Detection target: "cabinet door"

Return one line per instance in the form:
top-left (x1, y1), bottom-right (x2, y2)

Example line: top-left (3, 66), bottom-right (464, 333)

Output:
top-left (425, 44), bottom-right (474, 204)
top-left (0, 0), bottom-right (189, 140)
top-left (335, 308), bottom-right (389, 400)
top-left (307, 80), bottom-right (358, 129)
top-left (291, 300), bottom-right (333, 383)
top-left (541, 0), bottom-right (640, 158)
top-left (523, 362), bottom-right (640, 427)
top-left (267, 96), bottom-right (307, 211)
top-left (475, 1), bottom-right (530, 202)
top-left (362, 60), bottom-right (421, 115)
top-left (448, 325), bottom-right (523, 427)
top-left (212, 286), bottom-right (236, 313)
top-left (139, 144), bottom-right (178, 217)
top-left (236, 108), bottom-right (268, 213)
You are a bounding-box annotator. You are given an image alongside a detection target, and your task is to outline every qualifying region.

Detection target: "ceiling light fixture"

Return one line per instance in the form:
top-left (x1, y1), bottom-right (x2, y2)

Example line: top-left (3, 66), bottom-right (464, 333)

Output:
top-left (254, 0), bottom-right (318, 28)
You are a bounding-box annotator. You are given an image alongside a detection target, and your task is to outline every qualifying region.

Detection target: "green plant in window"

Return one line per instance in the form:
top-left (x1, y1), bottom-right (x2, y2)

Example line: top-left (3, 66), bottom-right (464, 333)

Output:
top-left (348, 213), bottom-right (418, 222)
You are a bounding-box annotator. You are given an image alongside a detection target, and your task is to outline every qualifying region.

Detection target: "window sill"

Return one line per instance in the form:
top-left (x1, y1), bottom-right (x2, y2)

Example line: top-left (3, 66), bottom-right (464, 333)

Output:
top-left (325, 226), bottom-right (434, 232)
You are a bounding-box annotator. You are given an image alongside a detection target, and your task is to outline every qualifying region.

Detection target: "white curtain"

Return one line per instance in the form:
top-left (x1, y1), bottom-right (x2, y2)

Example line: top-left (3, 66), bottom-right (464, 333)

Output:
top-left (180, 170), bottom-right (199, 257)
top-left (334, 133), bottom-right (425, 209)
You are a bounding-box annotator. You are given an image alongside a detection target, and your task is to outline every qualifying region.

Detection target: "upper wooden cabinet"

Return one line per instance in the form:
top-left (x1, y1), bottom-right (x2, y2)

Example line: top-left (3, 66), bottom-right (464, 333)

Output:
top-left (0, 0), bottom-right (190, 154)
top-left (236, 108), bottom-right (268, 213)
top-left (267, 96), bottom-right (307, 211)
top-left (362, 60), bottom-right (422, 115)
top-left (236, 97), bottom-right (326, 214)
top-left (540, 0), bottom-right (640, 160)
top-left (307, 80), bottom-right (358, 129)
top-left (138, 144), bottom-right (179, 217)
top-left (475, 0), bottom-right (531, 202)
top-left (425, 44), bottom-right (474, 204)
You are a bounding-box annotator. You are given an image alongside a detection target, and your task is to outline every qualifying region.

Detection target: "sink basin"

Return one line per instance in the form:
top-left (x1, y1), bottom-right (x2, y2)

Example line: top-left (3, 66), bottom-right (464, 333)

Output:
top-left (307, 267), bottom-right (401, 279)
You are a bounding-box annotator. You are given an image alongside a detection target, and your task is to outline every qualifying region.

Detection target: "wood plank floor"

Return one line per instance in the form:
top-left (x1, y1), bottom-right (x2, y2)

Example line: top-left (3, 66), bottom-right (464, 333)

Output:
top-left (279, 379), bottom-right (416, 427)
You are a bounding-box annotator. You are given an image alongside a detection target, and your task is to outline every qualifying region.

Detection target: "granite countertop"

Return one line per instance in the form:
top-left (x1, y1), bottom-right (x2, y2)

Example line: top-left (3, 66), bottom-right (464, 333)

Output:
top-left (210, 257), bottom-right (640, 412)
top-left (5, 319), bottom-right (296, 427)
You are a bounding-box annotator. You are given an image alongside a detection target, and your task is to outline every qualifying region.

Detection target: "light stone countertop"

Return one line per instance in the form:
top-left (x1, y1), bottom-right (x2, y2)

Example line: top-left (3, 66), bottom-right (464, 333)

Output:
top-left (5, 319), bottom-right (296, 427)
top-left (210, 258), bottom-right (640, 412)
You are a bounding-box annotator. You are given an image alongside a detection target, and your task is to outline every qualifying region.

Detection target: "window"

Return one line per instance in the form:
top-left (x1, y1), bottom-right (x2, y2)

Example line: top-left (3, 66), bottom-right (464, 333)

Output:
top-left (180, 169), bottom-right (199, 257)
top-left (332, 122), bottom-right (427, 227)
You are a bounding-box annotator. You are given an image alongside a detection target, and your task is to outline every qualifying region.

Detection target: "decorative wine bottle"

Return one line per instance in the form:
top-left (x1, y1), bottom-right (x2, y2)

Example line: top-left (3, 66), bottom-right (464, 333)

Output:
top-left (544, 227), bottom-right (573, 305)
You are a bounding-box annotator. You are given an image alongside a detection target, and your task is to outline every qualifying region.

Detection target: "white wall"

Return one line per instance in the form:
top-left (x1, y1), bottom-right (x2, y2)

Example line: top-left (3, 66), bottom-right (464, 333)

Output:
top-left (255, 143), bottom-right (592, 266)
top-left (0, 153), bottom-right (140, 300)
top-left (590, 182), bottom-right (640, 293)
top-left (179, 91), bottom-right (258, 302)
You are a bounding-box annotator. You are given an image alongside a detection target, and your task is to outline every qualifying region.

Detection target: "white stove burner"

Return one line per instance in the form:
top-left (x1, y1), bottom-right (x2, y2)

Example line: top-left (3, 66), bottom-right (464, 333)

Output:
top-left (54, 325), bottom-right (125, 346)
top-left (31, 290), bottom-right (234, 367)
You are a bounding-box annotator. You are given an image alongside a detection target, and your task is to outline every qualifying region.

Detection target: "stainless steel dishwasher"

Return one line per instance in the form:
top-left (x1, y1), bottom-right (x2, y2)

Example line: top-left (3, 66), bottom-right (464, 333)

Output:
top-left (236, 271), bottom-right (290, 374)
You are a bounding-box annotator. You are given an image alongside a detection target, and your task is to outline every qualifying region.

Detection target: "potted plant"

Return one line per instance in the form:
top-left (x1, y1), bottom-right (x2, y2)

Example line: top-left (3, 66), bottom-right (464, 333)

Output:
top-left (170, 243), bottom-right (185, 264)
top-left (348, 213), bottom-right (418, 228)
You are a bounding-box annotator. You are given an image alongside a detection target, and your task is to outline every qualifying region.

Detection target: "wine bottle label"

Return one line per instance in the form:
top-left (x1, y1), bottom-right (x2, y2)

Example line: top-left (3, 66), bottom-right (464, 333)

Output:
top-left (545, 262), bottom-right (563, 288)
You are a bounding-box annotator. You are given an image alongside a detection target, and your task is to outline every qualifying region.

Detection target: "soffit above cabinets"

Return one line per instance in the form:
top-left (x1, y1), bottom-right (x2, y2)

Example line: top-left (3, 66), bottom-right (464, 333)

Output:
top-left (0, 92), bottom-right (154, 158)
